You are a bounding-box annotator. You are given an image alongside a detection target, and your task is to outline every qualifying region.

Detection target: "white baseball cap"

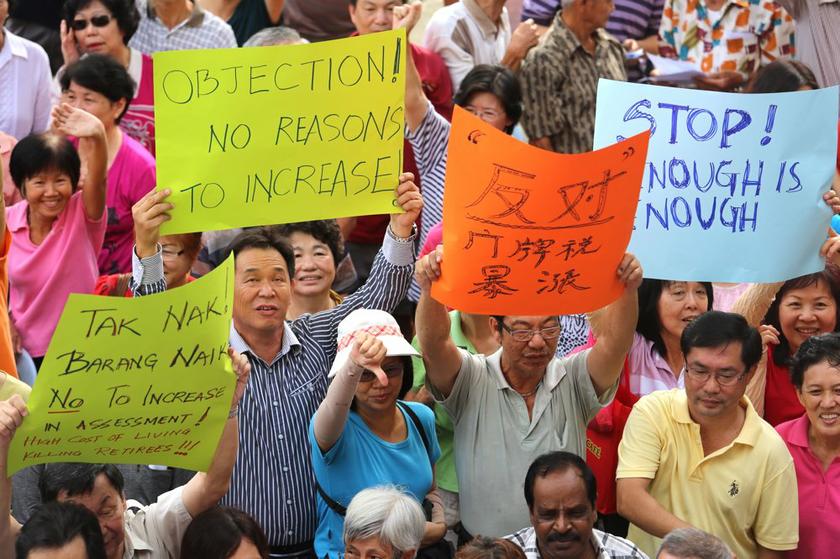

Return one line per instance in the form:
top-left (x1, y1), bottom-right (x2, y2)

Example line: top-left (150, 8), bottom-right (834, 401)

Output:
top-left (328, 309), bottom-right (420, 378)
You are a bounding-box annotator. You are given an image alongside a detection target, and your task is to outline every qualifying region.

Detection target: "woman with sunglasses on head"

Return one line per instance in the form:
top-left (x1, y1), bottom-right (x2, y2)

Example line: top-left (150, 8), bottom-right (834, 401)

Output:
top-left (310, 309), bottom-right (446, 559)
top-left (60, 0), bottom-right (155, 153)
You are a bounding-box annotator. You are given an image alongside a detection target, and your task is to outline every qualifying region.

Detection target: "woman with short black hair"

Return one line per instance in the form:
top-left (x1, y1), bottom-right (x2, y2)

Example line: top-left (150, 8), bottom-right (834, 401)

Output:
top-left (181, 506), bottom-right (269, 559)
top-left (273, 220), bottom-right (346, 319)
top-left (7, 104), bottom-right (107, 366)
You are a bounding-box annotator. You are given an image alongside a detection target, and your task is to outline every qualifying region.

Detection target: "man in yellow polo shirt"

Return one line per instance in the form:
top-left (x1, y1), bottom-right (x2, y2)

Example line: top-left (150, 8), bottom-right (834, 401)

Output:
top-left (616, 311), bottom-right (797, 558)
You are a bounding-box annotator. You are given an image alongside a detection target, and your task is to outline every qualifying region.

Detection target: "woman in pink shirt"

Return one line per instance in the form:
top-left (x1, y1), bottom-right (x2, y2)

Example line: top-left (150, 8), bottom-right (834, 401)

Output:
top-left (777, 332), bottom-right (840, 559)
top-left (628, 279), bottom-right (714, 394)
top-left (7, 104), bottom-right (108, 366)
top-left (61, 0), bottom-right (155, 153)
top-left (60, 54), bottom-right (156, 275)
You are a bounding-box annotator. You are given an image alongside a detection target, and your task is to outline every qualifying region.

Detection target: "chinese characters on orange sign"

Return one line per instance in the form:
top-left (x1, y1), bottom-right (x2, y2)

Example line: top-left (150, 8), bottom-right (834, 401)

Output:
top-left (431, 107), bottom-right (649, 315)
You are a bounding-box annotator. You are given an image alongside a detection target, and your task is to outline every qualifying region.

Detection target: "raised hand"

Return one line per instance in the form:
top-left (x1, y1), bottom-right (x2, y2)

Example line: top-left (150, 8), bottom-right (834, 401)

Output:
top-left (227, 347), bottom-right (251, 413)
top-left (758, 324), bottom-right (781, 350)
top-left (392, 1), bottom-right (423, 34)
top-left (60, 20), bottom-right (81, 66)
top-left (414, 244), bottom-right (443, 293)
top-left (51, 103), bottom-right (105, 139)
top-left (508, 19), bottom-right (540, 58)
top-left (616, 253), bottom-right (643, 290)
top-left (132, 188), bottom-right (173, 258)
top-left (820, 227), bottom-right (840, 267)
top-left (0, 395), bottom-right (27, 449)
top-left (390, 172), bottom-right (423, 238)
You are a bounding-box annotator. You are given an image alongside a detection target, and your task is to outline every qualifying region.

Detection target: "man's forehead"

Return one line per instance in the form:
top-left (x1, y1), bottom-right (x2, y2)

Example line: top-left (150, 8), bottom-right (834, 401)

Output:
top-left (686, 343), bottom-right (745, 368)
top-left (235, 248), bottom-right (288, 271)
top-left (507, 316), bottom-right (558, 327)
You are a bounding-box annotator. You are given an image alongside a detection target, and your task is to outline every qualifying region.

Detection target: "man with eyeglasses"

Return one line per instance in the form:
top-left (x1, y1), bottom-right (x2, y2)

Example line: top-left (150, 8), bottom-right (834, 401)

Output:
top-left (616, 311), bottom-right (798, 559)
top-left (414, 246), bottom-right (642, 540)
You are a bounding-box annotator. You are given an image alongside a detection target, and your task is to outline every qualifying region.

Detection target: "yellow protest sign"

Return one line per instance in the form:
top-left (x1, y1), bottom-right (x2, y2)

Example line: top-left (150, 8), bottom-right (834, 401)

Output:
top-left (154, 30), bottom-right (407, 235)
top-left (7, 257), bottom-right (235, 475)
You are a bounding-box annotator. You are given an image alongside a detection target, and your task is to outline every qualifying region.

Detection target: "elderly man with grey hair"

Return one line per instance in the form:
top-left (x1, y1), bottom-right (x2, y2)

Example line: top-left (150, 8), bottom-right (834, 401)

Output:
top-left (657, 529), bottom-right (733, 559)
top-left (343, 486), bottom-right (426, 559)
top-left (243, 25), bottom-right (307, 47)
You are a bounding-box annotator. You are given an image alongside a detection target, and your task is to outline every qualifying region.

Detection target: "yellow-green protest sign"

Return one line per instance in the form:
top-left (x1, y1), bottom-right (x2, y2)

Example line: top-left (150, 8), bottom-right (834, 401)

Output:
top-left (7, 257), bottom-right (235, 475)
top-left (154, 29), bottom-right (407, 235)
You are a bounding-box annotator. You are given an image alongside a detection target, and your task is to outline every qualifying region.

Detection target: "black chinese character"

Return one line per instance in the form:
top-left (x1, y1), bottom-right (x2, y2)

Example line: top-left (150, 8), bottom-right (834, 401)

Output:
top-left (468, 265), bottom-right (519, 299)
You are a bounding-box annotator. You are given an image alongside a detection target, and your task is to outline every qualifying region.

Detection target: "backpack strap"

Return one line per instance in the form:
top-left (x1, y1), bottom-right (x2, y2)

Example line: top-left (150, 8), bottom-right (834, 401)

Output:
top-left (316, 402), bottom-right (432, 518)
top-left (315, 479), bottom-right (348, 517)
top-left (397, 401), bottom-right (431, 463)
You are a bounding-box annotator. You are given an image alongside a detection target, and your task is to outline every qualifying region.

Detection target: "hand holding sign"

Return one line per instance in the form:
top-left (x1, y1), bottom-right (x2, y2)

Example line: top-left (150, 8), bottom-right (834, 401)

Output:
top-left (0, 395), bottom-right (27, 449)
top-left (390, 172), bottom-right (423, 238)
top-left (7, 257), bottom-right (235, 474)
top-left (133, 188), bottom-right (174, 259)
top-left (593, 80), bottom-right (839, 282)
top-left (616, 254), bottom-right (643, 291)
top-left (349, 332), bottom-right (389, 386)
top-left (431, 107), bottom-right (649, 315)
top-left (228, 347), bottom-right (251, 416)
top-left (414, 244), bottom-right (443, 293)
top-left (154, 30), bottom-right (408, 235)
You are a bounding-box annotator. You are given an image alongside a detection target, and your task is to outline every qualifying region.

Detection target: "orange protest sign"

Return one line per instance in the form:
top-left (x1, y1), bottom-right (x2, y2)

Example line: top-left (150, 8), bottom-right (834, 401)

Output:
top-left (431, 107), bottom-right (649, 315)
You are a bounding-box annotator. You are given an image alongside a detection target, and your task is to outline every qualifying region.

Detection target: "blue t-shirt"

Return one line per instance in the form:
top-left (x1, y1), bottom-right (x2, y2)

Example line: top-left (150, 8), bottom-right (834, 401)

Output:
top-left (309, 401), bottom-right (441, 558)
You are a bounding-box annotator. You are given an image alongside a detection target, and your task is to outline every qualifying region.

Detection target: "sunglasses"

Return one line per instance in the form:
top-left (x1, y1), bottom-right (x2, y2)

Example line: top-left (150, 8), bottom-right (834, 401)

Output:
top-left (359, 365), bottom-right (404, 383)
top-left (70, 14), bottom-right (113, 31)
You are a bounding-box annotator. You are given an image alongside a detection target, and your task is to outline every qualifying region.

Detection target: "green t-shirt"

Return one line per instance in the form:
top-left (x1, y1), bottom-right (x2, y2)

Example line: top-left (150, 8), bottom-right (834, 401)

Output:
top-left (411, 310), bottom-right (474, 493)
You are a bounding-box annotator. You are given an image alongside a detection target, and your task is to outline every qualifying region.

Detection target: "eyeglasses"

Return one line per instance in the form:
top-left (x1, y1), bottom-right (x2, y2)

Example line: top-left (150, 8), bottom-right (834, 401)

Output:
top-left (500, 322), bottom-right (562, 342)
top-left (684, 366), bottom-right (747, 387)
top-left (70, 14), bottom-right (113, 31)
top-left (359, 365), bottom-right (404, 383)
top-left (161, 247), bottom-right (185, 261)
top-left (464, 106), bottom-right (503, 121)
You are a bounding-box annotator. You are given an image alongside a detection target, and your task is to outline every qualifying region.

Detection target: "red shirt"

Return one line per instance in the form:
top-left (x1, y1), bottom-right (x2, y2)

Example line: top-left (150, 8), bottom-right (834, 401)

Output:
top-left (347, 42), bottom-right (453, 245)
top-left (764, 346), bottom-right (805, 426)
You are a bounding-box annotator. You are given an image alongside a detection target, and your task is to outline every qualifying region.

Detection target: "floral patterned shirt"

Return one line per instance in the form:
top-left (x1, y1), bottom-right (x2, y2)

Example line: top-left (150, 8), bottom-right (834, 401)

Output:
top-left (658, 0), bottom-right (795, 76)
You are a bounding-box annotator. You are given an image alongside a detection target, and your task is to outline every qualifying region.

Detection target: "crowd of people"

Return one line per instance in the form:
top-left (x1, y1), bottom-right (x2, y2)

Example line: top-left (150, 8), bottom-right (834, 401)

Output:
top-left (2, 0), bottom-right (840, 558)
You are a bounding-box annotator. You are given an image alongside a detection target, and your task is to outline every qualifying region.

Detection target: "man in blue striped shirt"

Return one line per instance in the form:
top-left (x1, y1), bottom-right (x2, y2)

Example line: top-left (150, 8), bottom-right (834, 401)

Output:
top-left (130, 175), bottom-right (423, 558)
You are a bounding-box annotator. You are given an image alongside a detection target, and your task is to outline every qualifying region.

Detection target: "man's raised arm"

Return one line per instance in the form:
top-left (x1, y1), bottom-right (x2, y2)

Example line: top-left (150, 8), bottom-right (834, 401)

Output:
top-left (414, 246), bottom-right (462, 397)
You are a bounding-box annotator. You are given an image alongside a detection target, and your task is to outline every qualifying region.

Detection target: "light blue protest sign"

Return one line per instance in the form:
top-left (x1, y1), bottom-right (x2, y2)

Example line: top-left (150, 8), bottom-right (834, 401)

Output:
top-left (594, 80), bottom-right (839, 282)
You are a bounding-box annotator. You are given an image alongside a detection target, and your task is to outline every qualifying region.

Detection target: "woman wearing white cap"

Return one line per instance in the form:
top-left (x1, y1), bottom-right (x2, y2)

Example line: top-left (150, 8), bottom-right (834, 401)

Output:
top-left (309, 309), bottom-right (447, 559)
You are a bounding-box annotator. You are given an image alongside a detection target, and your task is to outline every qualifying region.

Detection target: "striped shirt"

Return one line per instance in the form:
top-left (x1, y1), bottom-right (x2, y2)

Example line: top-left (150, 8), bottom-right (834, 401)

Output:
top-left (405, 100), bottom-right (448, 302)
top-left (132, 235), bottom-right (414, 549)
top-left (519, 14), bottom-right (626, 154)
top-left (129, 0), bottom-right (237, 54)
top-left (777, 0), bottom-right (840, 97)
top-left (507, 526), bottom-right (649, 559)
top-left (523, 0), bottom-right (664, 41)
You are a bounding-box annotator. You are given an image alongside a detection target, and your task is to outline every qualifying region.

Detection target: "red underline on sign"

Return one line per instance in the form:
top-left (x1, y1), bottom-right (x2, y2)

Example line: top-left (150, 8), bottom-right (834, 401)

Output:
top-left (47, 410), bottom-right (81, 414)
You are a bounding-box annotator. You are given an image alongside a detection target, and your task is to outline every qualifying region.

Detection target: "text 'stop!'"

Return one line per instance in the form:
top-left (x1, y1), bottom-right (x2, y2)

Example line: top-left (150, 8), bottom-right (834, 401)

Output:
top-left (153, 29), bottom-right (407, 235)
top-left (594, 80), bottom-right (840, 283)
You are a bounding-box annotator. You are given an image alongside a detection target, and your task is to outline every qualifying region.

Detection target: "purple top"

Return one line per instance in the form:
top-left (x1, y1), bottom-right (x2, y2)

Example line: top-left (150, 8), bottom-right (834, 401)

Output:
top-left (522, 0), bottom-right (664, 41)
